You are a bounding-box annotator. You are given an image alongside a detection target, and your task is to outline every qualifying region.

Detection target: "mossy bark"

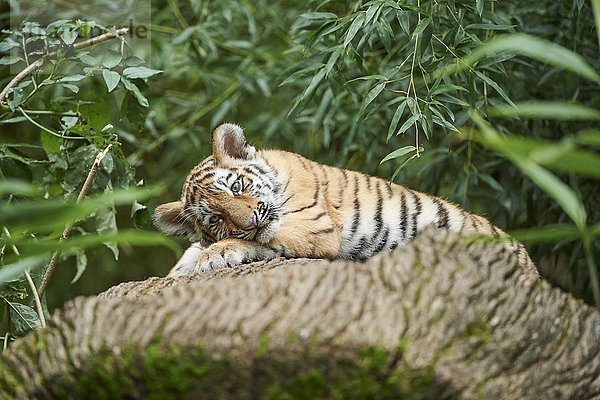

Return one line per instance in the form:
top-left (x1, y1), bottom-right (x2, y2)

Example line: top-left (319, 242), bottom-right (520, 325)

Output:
top-left (1, 228), bottom-right (598, 399)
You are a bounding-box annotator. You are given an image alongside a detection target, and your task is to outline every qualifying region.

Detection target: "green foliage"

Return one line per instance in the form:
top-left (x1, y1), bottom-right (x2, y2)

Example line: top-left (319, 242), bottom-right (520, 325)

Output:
top-left (1, 0), bottom-right (599, 347)
top-left (0, 12), bottom-right (172, 343)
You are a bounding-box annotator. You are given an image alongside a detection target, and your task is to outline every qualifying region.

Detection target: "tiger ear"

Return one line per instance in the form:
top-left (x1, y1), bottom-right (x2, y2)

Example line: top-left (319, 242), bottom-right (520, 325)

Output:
top-left (153, 201), bottom-right (195, 237)
top-left (212, 123), bottom-right (256, 162)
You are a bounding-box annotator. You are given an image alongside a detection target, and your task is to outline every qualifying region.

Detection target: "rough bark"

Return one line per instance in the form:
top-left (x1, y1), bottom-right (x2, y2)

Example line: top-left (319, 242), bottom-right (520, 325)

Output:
top-left (1, 228), bottom-right (598, 399)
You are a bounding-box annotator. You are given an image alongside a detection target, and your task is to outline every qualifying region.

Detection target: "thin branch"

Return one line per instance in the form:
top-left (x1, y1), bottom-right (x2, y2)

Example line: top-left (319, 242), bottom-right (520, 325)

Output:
top-left (24, 271), bottom-right (46, 328)
top-left (38, 144), bottom-right (113, 298)
top-left (0, 27), bottom-right (129, 105)
top-left (18, 106), bottom-right (87, 140)
top-left (1, 227), bottom-right (46, 329)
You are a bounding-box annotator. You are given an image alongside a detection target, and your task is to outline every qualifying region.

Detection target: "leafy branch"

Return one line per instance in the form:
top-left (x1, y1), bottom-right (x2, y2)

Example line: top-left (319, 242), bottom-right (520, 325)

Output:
top-left (0, 27), bottom-right (129, 105)
top-left (38, 144), bottom-right (112, 298)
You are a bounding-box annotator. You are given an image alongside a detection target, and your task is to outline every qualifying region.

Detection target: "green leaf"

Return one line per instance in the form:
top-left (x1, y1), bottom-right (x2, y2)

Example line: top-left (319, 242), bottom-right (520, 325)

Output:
top-left (358, 82), bottom-right (386, 116)
top-left (79, 101), bottom-right (112, 132)
top-left (387, 100), bottom-right (407, 142)
top-left (346, 74), bottom-right (387, 83)
top-left (476, 0), bottom-right (484, 16)
top-left (69, 248), bottom-right (88, 284)
top-left (473, 113), bottom-right (587, 230)
top-left (510, 224), bottom-right (582, 244)
top-left (396, 11), bottom-right (411, 35)
top-left (59, 74), bottom-right (86, 82)
top-left (0, 255), bottom-right (48, 289)
top-left (440, 34), bottom-right (600, 85)
top-left (344, 13), bottom-right (366, 48)
top-left (7, 301), bottom-right (41, 336)
top-left (466, 23), bottom-right (515, 31)
top-left (0, 56), bottom-right (22, 65)
top-left (412, 17), bottom-right (431, 38)
top-left (102, 52), bottom-right (122, 69)
top-left (122, 67), bottom-right (163, 80)
top-left (592, 0), bottom-right (600, 51)
top-left (390, 153), bottom-right (419, 182)
top-left (40, 130), bottom-right (62, 155)
top-left (326, 46), bottom-right (343, 76)
top-left (490, 102), bottom-right (600, 120)
top-left (61, 83), bottom-right (79, 93)
top-left (0, 37), bottom-right (20, 52)
top-left (577, 130), bottom-right (600, 148)
top-left (298, 12), bottom-right (338, 20)
top-left (121, 77), bottom-right (149, 107)
top-left (60, 29), bottom-right (78, 45)
top-left (302, 68), bottom-right (326, 104)
top-left (380, 145), bottom-right (417, 164)
top-left (102, 69), bottom-right (121, 93)
top-left (96, 206), bottom-right (119, 260)
top-left (474, 70), bottom-right (515, 106)
top-left (397, 114), bottom-right (420, 136)
top-left (7, 87), bottom-right (23, 112)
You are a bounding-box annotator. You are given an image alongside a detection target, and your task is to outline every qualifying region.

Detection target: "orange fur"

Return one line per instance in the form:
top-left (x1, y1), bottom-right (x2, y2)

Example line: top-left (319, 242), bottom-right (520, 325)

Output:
top-left (154, 124), bottom-right (537, 276)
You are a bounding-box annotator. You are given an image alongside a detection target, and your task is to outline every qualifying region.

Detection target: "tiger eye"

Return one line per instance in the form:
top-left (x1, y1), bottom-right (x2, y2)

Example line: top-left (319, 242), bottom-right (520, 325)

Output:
top-left (231, 180), bottom-right (242, 194)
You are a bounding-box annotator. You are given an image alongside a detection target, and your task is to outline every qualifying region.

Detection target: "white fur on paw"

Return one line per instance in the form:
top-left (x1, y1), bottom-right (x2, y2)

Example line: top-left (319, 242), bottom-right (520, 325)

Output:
top-left (167, 243), bottom-right (204, 277)
top-left (198, 248), bottom-right (245, 273)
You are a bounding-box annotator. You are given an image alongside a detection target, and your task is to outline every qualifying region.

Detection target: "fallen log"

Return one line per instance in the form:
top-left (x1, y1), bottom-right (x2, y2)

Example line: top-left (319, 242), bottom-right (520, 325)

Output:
top-left (0, 228), bottom-right (597, 399)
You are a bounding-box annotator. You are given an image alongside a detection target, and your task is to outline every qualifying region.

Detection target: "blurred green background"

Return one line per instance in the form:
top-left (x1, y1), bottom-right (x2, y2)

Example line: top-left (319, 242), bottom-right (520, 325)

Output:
top-left (1, 0), bottom-right (599, 340)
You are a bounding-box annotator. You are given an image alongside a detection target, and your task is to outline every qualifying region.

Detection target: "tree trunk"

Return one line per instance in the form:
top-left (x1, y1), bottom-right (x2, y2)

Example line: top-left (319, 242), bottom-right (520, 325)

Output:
top-left (1, 228), bottom-right (598, 399)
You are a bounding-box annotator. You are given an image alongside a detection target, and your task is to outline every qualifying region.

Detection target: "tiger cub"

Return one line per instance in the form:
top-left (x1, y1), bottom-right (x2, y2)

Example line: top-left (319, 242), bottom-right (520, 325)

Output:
top-left (153, 123), bottom-right (536, 276)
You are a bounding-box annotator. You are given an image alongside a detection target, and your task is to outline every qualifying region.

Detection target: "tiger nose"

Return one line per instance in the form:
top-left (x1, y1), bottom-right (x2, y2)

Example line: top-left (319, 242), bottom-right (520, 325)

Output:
top-left (244, 214), bottom-right (257, 230)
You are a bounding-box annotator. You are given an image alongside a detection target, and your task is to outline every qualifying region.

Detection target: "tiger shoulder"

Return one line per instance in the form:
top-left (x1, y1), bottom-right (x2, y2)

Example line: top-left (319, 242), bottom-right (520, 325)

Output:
top-left (153, 123), bottom-right (537, 276)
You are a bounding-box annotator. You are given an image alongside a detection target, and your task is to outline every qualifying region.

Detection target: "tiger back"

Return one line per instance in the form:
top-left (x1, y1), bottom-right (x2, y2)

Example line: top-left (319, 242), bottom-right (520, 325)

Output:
top-left (153, 123), bottom-right (537, 276)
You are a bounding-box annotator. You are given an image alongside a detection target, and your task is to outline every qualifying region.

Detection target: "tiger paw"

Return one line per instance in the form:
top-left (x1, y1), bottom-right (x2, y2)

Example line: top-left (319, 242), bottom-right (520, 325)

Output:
top-left (196, 245), bottom-right (245, 273)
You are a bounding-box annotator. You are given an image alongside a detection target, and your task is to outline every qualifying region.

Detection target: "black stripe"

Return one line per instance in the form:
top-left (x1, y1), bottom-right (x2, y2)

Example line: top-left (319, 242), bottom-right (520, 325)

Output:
top-left (312, 212), bottom-right (327, 220)
top-left (348, 236), bottom-right (366, 260)
top-left (399, 191), bottom-right (408, 243)
top-left (459, 209), bottom-right (467, 230)
top-left (470, 215), bottom-right (480, 232)
top-left (409, 191), bottom-right (422, 241)
top-left (249, 164), bottom-right (268, 175)
top-left (313, 227), bottom-right (334, 234)
top-left (382, 180), bottom-right (393, 199)
top-left (289, 171), bottom-right (320, 213)
top-left (338, 169), bottom-right (348, 206)
top-left (295, 153), bottom-right (311, 171)
top-left (433, 198), bottom-right (449, 228)
top-left (283, 177), bottom-right (292, 193)
top-left (374, 182), bottom-right (384, 233)
top-left (366, 175), bottom-right (372, 191)
top-left (389, 241), bottom-right (398, 250)
top-left (197, 172), bottom-right (215, 184)
top-left (260, 159), bottom-right (283, 194)
top-left (189, 159), bottom-right (216, 180)
top-left (373, 227), bottom-right (389, 255)
top-left (350, 174), bottom-right (361, 236)
top-left (491, 225), bottom-right (499, 235)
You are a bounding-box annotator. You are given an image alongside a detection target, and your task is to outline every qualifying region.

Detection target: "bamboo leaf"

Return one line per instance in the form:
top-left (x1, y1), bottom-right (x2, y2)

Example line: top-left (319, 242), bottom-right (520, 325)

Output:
top-left (344, 13), bottom-right (366, 48)
top-left (387, 100), bottom-right (407, 142)
top-left (380, 145), bottom-right (416, 164)
top-left (490, 102), bottom-right (600, 120)
top-left (358, 82), bottom-right (386, 116)
top-left (473, 113), bottom-right (587, 230)
top-left (440, 34), bottom-right (600, 85)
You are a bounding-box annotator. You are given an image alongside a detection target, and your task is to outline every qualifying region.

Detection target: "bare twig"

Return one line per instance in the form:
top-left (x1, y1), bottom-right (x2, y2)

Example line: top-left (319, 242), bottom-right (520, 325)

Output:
top-left (2, 227), bottom-right (46, 329)
top-left (24, 271), bottom-right (46, 328)
top-left (0, 27), bottom-right (129, 105)
top-left (38, 144), bottom-right (113, 297)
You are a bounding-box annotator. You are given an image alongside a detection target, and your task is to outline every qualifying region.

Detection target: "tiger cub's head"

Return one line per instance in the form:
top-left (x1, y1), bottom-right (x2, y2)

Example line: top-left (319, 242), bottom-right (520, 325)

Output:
top-left (153, 123), bottom-right (284, 246)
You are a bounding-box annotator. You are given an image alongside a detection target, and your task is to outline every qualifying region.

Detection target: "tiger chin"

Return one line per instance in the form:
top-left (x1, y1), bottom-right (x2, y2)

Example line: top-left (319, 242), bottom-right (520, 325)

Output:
top-left (153, 123), bottom-right (537, 277)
